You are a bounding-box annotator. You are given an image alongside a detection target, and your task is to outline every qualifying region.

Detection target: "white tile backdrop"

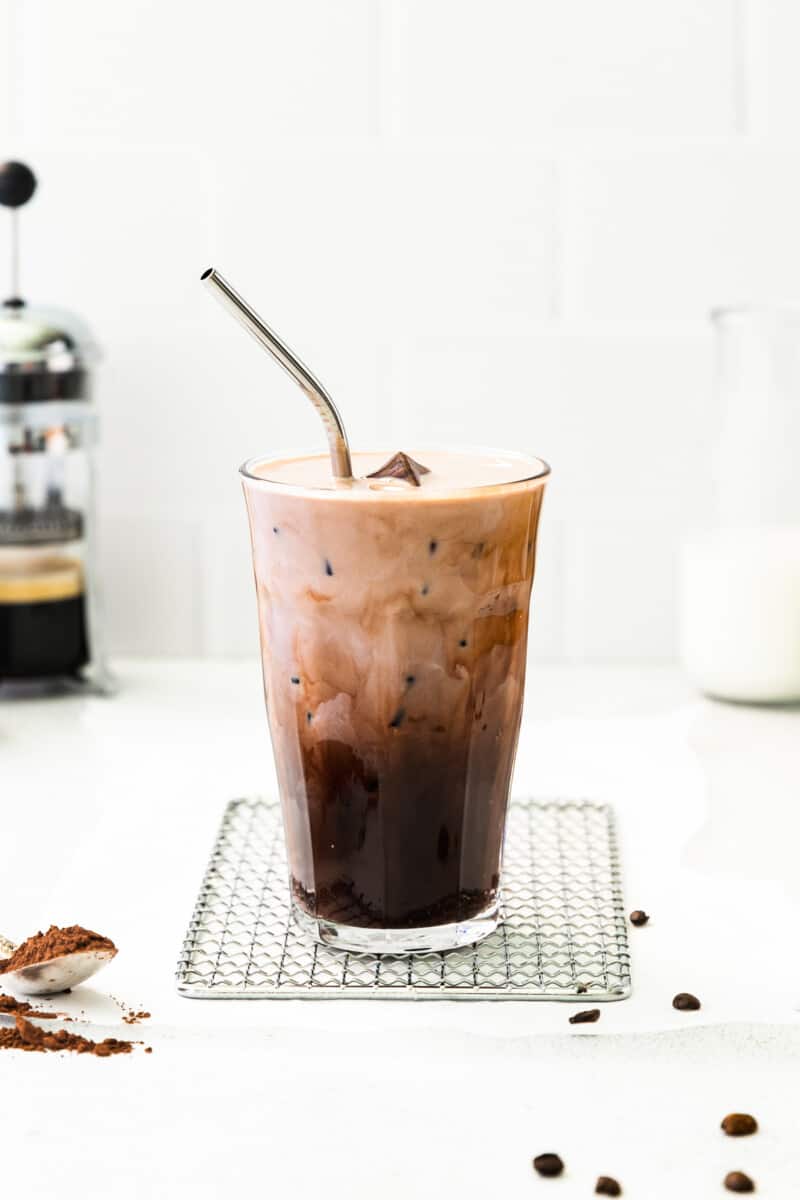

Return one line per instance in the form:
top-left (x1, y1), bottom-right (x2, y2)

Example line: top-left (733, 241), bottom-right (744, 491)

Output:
top-left (0, 0), bottom-right (795, 661)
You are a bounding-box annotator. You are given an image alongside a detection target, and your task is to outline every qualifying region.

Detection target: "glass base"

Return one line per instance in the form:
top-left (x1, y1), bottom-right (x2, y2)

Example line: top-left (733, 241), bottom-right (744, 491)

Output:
top-left (292, 897), bottom-right (500, 954)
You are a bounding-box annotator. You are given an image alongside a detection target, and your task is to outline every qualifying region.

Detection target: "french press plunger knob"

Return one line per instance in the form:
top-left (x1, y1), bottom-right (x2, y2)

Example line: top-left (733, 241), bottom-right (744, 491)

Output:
top-left (0, 160), bottom-right (37, 307)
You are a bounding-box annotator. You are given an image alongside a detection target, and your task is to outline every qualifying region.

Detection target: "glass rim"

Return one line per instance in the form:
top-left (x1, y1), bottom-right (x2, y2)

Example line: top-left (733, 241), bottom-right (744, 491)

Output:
top-left (239, 444), bottom-right (551, 497)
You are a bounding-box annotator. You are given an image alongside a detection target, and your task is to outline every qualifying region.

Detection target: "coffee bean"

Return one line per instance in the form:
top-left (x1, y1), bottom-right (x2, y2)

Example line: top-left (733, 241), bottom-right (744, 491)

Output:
top-left (724, 1172), bottom-right (754, 1193)
top-left (672, 992), bottom-right (701, 1011)
top-left (568, 1008), bottom-right (600, 1025)
top-left (532, 1153), bottom-right (563, 1178)
top-left (629, 910), bottom-right (649, 926)
top-left (595, 1177), bottom-right (622, 1196)
top-left (721, 1113), bottom-right (758, 1137)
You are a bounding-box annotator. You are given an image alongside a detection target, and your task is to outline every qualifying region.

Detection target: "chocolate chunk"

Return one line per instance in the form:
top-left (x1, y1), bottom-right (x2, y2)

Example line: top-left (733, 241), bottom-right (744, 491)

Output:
top-left (324, 559), bottom-right (334, 576)
top-left (595, 1178), bottom-right (622, 1196)
top-left (672, 992), bottom-right (701, 1011)
top-left (532, 1154), bottom-right (564, 1178)
top-left (629, 909), bottom-right (649, 926)
top-left (721, 1114), bottom-right (758, 1137)
top-left (569, 1008), bottom-right (600, 1025)
top-left (366, 451), bottom-right (431, 487)
top-left (388, 708), bottom-right (406, 729)
top-left (724, 1171), bottom-right (755, 1192)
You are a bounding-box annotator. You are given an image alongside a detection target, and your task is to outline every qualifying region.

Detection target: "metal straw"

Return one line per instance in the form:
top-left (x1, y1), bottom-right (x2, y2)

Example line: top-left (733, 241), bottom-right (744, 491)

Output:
top-left (201, 267), bottom-right (353, 480)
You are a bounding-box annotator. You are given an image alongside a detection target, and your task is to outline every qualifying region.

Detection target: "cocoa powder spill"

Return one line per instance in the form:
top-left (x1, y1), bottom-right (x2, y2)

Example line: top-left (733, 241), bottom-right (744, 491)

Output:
top-left (0, 992), bottom-right (60, 1019)
top-left (0, 924), bottom-right (116, 973)
top-left (122, 1010), bottom-right (151, 1026)
top-left (0, 1014), bottom-right (135, 1057)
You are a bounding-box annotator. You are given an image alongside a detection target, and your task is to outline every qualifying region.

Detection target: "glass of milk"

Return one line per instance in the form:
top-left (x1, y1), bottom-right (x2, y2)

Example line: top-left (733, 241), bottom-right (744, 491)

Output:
top-left (680, 308), bottom-right (800, 703)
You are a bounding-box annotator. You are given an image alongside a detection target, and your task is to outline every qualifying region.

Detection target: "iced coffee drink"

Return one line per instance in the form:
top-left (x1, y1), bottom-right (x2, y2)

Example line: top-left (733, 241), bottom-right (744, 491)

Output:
top-left (242, 448), bottom-right (548, 953)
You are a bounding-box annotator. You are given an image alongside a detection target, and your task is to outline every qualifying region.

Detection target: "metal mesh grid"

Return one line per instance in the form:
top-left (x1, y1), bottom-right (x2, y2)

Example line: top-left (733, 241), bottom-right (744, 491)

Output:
top-left (176, 797), bottom-right (631, 1001)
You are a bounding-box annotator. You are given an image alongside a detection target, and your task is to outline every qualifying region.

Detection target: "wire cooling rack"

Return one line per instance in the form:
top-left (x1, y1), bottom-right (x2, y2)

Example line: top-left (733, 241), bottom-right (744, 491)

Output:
top-left (176, 797), bottom-right (631, 1001)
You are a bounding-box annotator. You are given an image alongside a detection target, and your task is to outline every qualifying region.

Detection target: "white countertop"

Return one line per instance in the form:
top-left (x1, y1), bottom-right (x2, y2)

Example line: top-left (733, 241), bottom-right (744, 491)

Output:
top-left (2, 661), bottom-right (799, 1198)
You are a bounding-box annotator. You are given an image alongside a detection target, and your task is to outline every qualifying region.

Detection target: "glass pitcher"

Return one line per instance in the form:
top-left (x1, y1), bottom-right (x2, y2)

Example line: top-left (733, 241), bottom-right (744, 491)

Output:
top-left (680, 308), bottom-right (800, 703)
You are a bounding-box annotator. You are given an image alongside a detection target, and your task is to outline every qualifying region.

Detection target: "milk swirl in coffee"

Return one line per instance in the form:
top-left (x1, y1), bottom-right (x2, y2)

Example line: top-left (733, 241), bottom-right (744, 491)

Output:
top-left (243, 448), bottom-right (548, 951)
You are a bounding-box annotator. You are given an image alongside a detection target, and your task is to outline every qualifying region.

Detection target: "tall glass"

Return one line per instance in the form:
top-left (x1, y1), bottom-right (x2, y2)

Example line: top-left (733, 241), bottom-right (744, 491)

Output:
top-left (242, 448), bottom-right (549, 953)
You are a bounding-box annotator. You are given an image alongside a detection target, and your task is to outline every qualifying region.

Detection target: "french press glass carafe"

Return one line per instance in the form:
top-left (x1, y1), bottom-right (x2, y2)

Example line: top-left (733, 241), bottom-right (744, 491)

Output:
top-left (0, 161), bottom-right (109, 695)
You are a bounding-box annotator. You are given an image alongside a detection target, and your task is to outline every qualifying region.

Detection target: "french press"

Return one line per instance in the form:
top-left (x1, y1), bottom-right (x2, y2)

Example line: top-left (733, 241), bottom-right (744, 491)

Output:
top-left (0, 161), bottom-right (109, 695)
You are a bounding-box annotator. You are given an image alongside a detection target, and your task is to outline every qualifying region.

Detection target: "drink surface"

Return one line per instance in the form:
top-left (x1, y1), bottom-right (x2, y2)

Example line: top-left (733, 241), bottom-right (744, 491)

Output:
top-left (247, 448), bottom-right (548, 495)
top-left (243, 447), bottom-right (547, 931)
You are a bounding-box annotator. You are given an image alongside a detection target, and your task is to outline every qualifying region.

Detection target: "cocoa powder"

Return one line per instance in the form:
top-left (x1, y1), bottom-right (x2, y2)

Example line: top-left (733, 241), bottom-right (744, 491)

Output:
top-left (122, 1010), bottom-right (151, 1026)
top-left (0, 992), bottom-right (59, 1019)
top-left (0, 1014), bottom-right (134, 1056)
top-left (0, 925), bottom-right (116, 973)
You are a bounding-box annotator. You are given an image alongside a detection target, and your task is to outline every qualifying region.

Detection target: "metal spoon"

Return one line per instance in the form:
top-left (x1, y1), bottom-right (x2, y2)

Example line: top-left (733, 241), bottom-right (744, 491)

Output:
top-left (200, 267), bottom-right (353, 481)
top-left (0, 933), bottom-right (117, 996)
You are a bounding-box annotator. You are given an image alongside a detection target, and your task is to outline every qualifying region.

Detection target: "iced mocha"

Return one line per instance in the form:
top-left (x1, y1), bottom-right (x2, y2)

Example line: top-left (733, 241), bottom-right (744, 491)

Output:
top-left (243, 448), bottom-right (548, 951)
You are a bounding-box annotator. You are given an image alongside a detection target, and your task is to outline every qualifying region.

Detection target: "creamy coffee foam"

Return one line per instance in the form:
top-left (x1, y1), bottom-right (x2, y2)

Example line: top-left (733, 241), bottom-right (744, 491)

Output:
top-left (247, 449), bottom-right (548, 495)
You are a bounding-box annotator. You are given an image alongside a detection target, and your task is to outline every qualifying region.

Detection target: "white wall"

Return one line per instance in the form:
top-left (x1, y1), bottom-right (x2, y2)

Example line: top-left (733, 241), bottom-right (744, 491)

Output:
top-left (1, 0), bottom-right (796, 661)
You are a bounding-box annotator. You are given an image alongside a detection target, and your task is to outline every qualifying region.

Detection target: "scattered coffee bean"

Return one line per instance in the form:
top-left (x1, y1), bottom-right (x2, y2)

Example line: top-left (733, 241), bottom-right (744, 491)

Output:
top-left (532, 1153), bottom-right (564, 1178)
top-left (672, 992), bottom-right (701, 1011)
top-left (629, 910), bottom-right (649, 926)
top-left (388, 708), bottom-right (406, 729)
top-left (721, 1113), bottom-right (758, 1137)
top-left (724, 1172), bottom-right (754, 1193)
top-left (595, 1177), bottom-right (622, 1196)
top-left (568, 1008), bottom-right (600, 1025)
top-left (324, 559), bottom-right (334, 576)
